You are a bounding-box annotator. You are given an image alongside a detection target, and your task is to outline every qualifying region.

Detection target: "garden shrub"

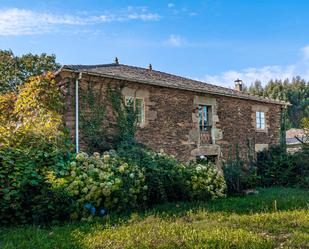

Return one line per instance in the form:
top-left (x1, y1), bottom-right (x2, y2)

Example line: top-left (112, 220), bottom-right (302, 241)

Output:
top-left (0, 72), bottom-right (74, 225)
top-left (117, 145), bottom-right (188, 204)
top-left (117, 144), bottom-right (226, 205)
top-left (257, 146), bottom-right (298, 187)
top-left (0, 147), bottom-right (73, 225)
top-left (64, 151), bottom-right (148, 219)
top-left (257, 145), bottom-right (309, 188)
top-left (185, 161), bottom-right (226, 200)
top-left (222, 145), bottom-right (259, 194)
top-left (293, 150), bottom-right (309, 188)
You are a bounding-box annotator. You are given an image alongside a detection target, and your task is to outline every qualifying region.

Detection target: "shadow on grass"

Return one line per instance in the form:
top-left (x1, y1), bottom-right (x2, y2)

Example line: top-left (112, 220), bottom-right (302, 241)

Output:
top-left (100, 187), bottom-right (309, 227)
top-left (0, 187), bottom-right (308, 249)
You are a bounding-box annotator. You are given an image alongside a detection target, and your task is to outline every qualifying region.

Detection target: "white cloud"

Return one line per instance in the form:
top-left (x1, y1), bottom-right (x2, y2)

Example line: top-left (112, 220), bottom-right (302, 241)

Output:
top-left (165, 34), bottom-right (185, 47)
top-left (0, 8), bottom-right (160, 36)
top-left (200, 45), bottom-right (309, 88)
top-left (202, 65), bottom-right (299, 88)
top-left (168, 3), bottom-right (175, 8)
top-left (127, 13), bottom-right (160, 21)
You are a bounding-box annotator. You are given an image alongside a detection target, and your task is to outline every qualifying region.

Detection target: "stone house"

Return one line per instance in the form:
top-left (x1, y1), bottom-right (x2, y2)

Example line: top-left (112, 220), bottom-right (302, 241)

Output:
top-left (56, 60), bottom-right (288, 162)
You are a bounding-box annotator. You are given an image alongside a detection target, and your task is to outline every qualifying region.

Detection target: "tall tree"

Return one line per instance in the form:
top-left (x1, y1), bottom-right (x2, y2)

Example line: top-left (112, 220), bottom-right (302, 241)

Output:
top-left (248, 80), bottom-right (264, 96)
top-left (0, 50), bottom-right (60, 93)
top-left (246, 76), bottom-right (309, 128)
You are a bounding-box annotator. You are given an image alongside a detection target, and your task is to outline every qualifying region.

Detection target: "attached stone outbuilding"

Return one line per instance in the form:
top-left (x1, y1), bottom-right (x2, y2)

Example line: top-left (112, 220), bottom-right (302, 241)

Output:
top-left (56, 61), bottom-right (288, 162)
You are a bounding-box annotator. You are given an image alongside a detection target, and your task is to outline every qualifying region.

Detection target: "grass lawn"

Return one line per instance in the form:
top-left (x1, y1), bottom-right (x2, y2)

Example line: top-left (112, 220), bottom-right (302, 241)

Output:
top-left (0, 187), bottom-right (308, 249)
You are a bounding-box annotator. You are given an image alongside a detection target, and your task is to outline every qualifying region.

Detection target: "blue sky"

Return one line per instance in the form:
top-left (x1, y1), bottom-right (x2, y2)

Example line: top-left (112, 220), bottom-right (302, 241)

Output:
top-left (0, 0), bottom-right (309, 87)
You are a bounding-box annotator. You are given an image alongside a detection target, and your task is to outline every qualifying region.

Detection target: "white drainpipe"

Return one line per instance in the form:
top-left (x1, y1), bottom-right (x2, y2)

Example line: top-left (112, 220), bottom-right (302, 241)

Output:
top-left (75, 72), bottom-right (82, 153)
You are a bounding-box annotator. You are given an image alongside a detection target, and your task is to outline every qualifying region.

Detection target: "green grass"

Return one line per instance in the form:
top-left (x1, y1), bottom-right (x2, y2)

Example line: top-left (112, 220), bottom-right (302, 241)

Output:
top-left (1, 187), bottom-right (308, 249)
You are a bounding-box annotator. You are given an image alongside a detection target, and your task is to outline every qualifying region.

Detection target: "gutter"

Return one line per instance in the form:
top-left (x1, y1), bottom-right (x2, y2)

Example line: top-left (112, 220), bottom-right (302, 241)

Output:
top-left (75, 72), bottom-right (82, 153)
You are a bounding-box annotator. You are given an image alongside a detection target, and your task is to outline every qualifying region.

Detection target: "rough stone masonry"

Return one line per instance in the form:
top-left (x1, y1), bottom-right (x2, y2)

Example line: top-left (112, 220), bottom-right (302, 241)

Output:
top-left (57, 62), bottom-right (288, 163)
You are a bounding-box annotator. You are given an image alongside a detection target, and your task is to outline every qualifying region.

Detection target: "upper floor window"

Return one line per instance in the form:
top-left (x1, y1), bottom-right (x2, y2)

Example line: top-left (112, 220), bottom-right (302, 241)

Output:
top-left (198, 105), bottom-right (212, 131)
top-left (125, 96), bottom-right (145, 127)
top-left (256, 111), bottom-right (265, 130)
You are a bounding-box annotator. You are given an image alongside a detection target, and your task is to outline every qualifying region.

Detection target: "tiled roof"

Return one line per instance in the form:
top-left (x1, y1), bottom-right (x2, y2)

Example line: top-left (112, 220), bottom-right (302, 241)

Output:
top-left (61, 63), bottom-right (289, 105)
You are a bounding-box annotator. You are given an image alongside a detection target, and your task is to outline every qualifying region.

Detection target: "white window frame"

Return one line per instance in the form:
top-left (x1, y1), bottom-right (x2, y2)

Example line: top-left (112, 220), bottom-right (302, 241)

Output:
top-left (125, 96), bottom-right (145, 127)
top-left (256, 111), bottom-right (265, 130)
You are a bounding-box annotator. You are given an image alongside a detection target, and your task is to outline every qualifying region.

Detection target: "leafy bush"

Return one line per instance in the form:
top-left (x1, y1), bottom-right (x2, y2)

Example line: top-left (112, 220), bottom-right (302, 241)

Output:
top-left (0, 147), bottom-right (73, 225)
top-left (0, 72), bottom-right (74, 225)
top-left (117, 145), bottom-right (185, 204)
top-left (117, 145), bottom-right (226, 204)
top-left (185, 161), bottom-right (226, 200)
top-left (222, 145), bottom-right (259, 194)
top-left (64, 151), bottom-right (147, 219)
top-left (257, 146), bottom-right (298, 187)
top-left (257, 145), bottom-right (309, 188)
top-left (0, 72), bottom-right (69, 151)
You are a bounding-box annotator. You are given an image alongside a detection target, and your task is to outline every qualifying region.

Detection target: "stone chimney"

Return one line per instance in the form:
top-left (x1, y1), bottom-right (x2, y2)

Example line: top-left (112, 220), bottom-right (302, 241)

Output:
top-left (234, 78), bottom-right (243, 91)
top-left (148, 63), bottom-right (152, 70)
top-left (114, 57), bottom-right (119, 64)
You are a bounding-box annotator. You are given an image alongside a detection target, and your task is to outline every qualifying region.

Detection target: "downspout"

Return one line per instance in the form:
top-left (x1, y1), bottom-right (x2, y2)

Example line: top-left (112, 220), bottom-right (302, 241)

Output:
top-left (75, 72), bottom-right (82, 153)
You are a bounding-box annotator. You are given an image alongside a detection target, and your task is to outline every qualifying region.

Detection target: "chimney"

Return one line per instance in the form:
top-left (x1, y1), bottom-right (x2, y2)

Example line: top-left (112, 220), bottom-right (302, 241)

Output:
top-left (148, 63), bottom-right (152, 70)
top-left (234, 78), bottom-right (243, 91)
top-left (114, 57), bottom-right (119, 64)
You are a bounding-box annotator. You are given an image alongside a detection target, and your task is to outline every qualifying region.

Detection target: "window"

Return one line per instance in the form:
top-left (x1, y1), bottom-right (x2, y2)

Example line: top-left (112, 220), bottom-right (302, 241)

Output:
top-left (256, 111), bottom-right (265, 130)
top-left (125, 96), bottom-right (145, 126)
top-left (198, 105), bottom-right (212, 131)
top-left (196, 155), bottom-right (217, 164)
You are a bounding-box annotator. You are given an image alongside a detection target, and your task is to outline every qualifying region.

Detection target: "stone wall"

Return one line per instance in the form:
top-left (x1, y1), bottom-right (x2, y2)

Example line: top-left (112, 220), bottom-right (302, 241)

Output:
top-left (58, 71), bottom-right (282, 162)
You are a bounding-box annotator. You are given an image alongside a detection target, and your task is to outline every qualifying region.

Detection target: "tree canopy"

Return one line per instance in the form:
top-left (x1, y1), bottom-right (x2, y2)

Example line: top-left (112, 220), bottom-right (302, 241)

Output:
top-left (0, 49), bottom-right (60, 93)
top-left (246, 76), bottom-right (309, 129)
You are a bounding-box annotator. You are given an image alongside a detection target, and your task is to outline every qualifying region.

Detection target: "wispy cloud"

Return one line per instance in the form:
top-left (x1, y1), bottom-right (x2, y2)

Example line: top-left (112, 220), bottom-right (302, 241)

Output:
top-left (165, 34), bottom-right (186, 47)
top-left (167, 3), bottom-right (175, 8)
top-left (0, 8), bottom-right (160, 36)
top-left (200, 45), bottom-right (309, 87)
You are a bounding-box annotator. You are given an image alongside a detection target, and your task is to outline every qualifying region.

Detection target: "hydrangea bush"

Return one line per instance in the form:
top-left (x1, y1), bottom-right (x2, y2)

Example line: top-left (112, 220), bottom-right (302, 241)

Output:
top-left (117, 145), bottom-right (226, 204)
top-left (185, 162), bottom-right (227, 200)
top-left (65, 151), bottom-right (147, 220)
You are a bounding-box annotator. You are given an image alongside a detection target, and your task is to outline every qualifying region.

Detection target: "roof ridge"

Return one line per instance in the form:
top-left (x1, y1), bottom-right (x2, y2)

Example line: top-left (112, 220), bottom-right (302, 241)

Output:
top-left (61, 63), bottom-right (290, 105)
top-left (64, 63), bottom-right (243, 93)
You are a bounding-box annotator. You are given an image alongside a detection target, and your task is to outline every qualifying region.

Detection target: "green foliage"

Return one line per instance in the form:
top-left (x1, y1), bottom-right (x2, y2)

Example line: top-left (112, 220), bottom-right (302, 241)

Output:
top-left (107, 85), bottom-right (138, 146)
top-left (301, 114), bottom-right (309, 152)
top-left (256, 145), bottom-right (309, 187)
top-left (117, 145), bottom-right (186, 204)
top-left (79, 81), bottom-right (108, 153)
top-left (0, 147), bottom-right (73, 225)
top-left (0, 49), bottom-right (60, 93)
top-left (0, 72), bottom-right (68, 150)
top-left (185, 161), bottom-right (226, 200)
top-left (246, 76), bottom-right (309, 128)
top-left (222, 144), bottom-right (259, 194)
top-left (1, 188), bottom-right (308, 249)
top-left (0, 72), bottom-right (74, 225)
top-left (117, 145), bottom-right (226, 205)
top-left (64, 151), bottom-right (147, 218)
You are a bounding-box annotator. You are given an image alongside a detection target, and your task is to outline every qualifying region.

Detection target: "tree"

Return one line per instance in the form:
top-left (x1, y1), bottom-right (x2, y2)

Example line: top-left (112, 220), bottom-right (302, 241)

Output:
top-left (246, 76), bottom-right (309, 128)
top-left (0, 49), bottom-right (60, 93)
top-left (0, 72), bottom-right (65, 148)
top-left (248, 80), bottom-right (264, 96)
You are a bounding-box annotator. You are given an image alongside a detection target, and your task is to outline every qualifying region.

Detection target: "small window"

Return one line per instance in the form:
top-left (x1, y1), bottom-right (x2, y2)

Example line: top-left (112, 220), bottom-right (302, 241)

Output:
top-left (256, 111), bottom-right (265, 130)
top-left (198, 105), bottom-right (212, 131)
top-left (125, 96), bottom-right (145, 126)
top-left (196, 155), bottom-right (217, 164)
